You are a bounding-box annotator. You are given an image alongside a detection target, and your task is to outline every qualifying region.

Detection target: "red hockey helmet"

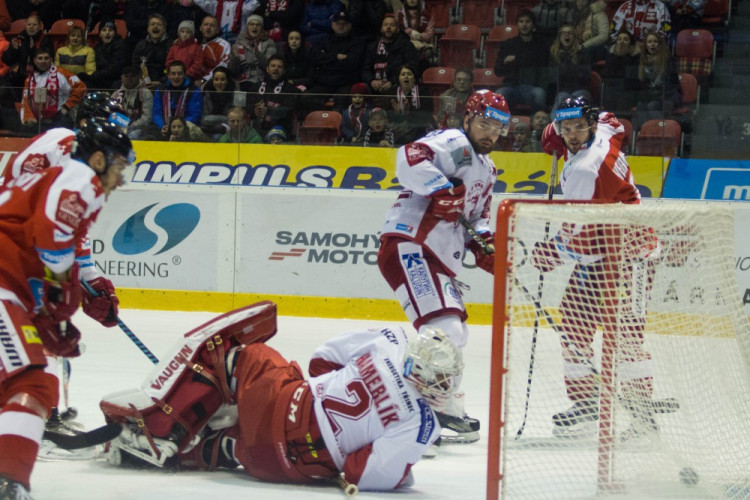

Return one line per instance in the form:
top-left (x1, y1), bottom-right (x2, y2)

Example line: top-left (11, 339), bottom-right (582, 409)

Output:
top-left (464, 90), bottom-right (511, 136)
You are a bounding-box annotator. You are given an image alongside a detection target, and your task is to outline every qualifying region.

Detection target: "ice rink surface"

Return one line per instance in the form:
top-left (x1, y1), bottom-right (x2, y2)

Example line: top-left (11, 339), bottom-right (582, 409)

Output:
top-left (31, 309), bottom-right (494, 500)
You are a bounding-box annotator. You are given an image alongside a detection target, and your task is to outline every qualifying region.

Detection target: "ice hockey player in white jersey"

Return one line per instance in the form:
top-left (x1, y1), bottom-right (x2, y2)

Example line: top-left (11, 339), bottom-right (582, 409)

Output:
top-left (99, 302), bottom-right (461, 491)
top-left (378, 90), bottom-right (510, 443)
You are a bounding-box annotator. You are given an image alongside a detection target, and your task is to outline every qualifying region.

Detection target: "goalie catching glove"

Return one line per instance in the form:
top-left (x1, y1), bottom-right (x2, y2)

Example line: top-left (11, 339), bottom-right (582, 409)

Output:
top-left (428, 180), bottom-right (466, 223)
top-left (468, 233), bottom-right (495, 274)
top-left (33, 315), bottom-right (82, 358)
top-left (83, 277), bottom-right (119, 327)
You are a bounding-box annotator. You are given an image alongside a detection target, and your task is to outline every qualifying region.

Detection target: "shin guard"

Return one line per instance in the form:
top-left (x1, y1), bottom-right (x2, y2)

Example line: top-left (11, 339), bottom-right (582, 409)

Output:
top-left (100, 302), bottom-right (277, 457)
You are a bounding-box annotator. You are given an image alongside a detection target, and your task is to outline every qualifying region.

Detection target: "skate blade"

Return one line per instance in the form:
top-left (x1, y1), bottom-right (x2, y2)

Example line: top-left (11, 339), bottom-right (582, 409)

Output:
top-left (552, 420), bottom-right (598, 439)
top-left (440, 430), bottom-right (480, 444)
top-left (38, 441), bottom-right (101, 461)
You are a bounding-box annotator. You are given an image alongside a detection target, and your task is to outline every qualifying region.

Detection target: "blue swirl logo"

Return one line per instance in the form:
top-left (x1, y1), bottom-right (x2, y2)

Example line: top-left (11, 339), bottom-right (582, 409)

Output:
top-left (112, 203), bottom-right (200, 255)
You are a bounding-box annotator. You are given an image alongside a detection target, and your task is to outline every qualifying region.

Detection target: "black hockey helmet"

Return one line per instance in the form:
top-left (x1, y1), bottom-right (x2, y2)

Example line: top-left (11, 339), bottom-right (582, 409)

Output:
top-left (553, 96), bottom-right (599, 131)
top-left (77, 91), bottom-right (130, 129)
top-left (73, 118), bottom-right (135, 170)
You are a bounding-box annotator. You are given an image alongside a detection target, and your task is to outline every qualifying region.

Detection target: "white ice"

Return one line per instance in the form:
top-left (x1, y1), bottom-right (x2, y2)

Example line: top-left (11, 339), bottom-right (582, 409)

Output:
top-left (31, 309), bottom-right (494, 500)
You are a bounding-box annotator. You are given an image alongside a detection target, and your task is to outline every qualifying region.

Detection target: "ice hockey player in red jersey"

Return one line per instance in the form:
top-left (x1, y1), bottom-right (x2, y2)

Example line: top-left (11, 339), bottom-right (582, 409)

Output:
top-left (99, 301), bottom-right (460, 491)
top-left (377, 90), bottom-right (510, 443)
top-left (533, 96), bottom-right (663, 440)
top-left (0, 120), bottom-right (134, 499)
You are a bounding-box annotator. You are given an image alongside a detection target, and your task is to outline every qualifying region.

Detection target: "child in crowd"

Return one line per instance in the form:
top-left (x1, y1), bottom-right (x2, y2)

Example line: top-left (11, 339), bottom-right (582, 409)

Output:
top-left (166, 20), bottom-right (204, 81)
top-left (511, 121), bottom-right (532, 152)
top-left (362, 107), bottom-right (394, 147)
top-left (166, 116), bottom-right (192, 141)
top-left (265, 125), bottom-right (289, 144)
top-left (340, 82), bottom-right (371, 143)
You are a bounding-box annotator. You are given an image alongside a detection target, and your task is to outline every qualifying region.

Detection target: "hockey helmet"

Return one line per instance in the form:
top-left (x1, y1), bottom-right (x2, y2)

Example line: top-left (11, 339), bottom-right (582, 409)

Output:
top-left (553, 96), bottom-right (599, 131)
top-left (79, 91), bottom-right (130, 129)
top-left (404, 328), bottom-right (464, 410)
top-left (73, 118), bottom-right (135, 170)
top-left (464, 90), bottom-right (511, 136)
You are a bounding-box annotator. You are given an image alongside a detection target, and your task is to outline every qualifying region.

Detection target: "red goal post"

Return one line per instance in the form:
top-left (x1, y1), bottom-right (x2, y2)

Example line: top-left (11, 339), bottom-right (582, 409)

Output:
top-left (486, 199), bottom-right (750, 500)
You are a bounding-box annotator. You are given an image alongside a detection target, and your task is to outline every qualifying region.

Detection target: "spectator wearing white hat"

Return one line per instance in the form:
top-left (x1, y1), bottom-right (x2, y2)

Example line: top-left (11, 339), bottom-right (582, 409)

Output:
top-left (166, 20), bottom-right (205, 81)
top-left (228, 14), bottom-right (276, 85)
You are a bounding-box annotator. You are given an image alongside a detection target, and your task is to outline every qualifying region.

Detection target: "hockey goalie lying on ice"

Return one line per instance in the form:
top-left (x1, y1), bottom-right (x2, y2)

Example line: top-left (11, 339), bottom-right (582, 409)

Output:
top-left (98, 301), bottom-right (460, 491)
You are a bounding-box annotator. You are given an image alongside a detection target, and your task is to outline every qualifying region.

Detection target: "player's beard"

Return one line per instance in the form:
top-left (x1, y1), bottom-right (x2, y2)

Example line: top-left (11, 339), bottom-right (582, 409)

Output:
top-left (467, 126), bottom-right (496, 154)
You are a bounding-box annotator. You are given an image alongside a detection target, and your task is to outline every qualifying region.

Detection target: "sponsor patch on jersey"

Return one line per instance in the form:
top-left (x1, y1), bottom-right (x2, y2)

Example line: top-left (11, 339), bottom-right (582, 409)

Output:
top-left (395, 223), bottom-right (414, 233)
top-left (56, 190), bottom-right (87, 228)
top-left (405, 142), bottom-right (434, 166)
top-left (22, 326), bottom-right (42, 345)
top-left (21, 153), bottom-right (51, 174)
top-left (402, 253), bottom-right (435, 299)
top-left (416, 399), bottom-right (436, 444)
top-left (450, 146), bottom-right (472, 168)
top-left (53, 228), bottom-right (73, 243)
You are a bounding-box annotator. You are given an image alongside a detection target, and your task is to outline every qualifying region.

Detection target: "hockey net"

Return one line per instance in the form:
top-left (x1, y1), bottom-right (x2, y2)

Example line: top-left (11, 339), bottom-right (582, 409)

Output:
top-left (487, 200), bottom-right (750, 499)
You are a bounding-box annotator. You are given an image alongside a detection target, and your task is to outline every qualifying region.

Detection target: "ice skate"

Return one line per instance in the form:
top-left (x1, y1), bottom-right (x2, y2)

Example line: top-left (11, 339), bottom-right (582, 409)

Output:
top-left (422, 437), bottom-right (441, 459)
top-left (38, 408), bottom-right (98, 461)
top-left (436, 412), bottom-right (480, 444)
top-left (104, 423), bottom-right (179, 468)
top-left (0, 477), bottom-right (32, 500)
top-left (619, 395), bottom-right (660, 444)
top-left (551, 400), bottom-right (599, 438)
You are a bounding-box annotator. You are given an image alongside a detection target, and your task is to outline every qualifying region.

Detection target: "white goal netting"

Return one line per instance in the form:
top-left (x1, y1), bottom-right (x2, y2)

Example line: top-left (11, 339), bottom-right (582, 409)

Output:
top-left (490, 201), bottom-right (750, 500)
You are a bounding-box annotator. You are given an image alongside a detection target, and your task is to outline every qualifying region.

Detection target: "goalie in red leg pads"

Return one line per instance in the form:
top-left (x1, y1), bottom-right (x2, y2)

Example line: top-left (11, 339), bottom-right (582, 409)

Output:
top-left (534, 97), bottom-right (672, 440)
top-left (100, 311), bottom-right (457, 491)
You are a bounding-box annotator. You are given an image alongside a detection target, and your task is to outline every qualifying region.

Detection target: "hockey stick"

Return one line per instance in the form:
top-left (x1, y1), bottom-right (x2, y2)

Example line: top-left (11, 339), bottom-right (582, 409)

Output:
top-left (80, 280), bottom-right (159, 364)
top-left (515, 152), bottom-right (559, 439)
top-left (43, 422), bottom-right (123, 450)
top-left (459, 215), bottom-right (494, 255)
top-left (337, 472), bottom-right (358, 497)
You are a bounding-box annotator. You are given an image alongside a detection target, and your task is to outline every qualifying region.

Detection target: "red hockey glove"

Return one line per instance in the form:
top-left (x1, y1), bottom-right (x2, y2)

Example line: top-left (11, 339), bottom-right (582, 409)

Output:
top-left (34, 315), bottom-right (82, 358)
top-left (82, 277), bottom-right (119, 327)
top-left (42, 267), bottom-right (82, 323)
top-left (530, 240), bottom-right (564, 273)
top-left (428, 182), bottom-right (466, 223)
top-left (468, 233), bottom-right (495, 274)
top-left (542, 122), bottom-right (566, 157)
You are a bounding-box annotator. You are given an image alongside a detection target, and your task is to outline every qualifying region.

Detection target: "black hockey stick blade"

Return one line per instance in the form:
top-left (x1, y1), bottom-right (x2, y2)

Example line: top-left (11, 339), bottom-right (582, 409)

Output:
top-left (43, 422), bottom-right (122, 450)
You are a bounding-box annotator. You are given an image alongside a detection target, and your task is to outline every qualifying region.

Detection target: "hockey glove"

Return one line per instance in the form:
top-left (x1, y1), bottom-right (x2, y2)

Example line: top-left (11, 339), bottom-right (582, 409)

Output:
top-left (34, 315), bottom-right (82, 358)
top-left (542, 122), bottom-right (566, 158)
top-left (468, 233), bottom-right (495, 274)
top-left (531, 240), bottom-right (564, 273)
top-left (82, 277), bottom-right (119, 327)
top-left (428, 181), bottom-right (466, 223)
top-left (42, 267), bottom-right (82, 323)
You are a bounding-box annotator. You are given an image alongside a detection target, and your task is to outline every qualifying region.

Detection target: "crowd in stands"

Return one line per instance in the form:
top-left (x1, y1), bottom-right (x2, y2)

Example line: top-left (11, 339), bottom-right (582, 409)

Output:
top-left (0, 0), bottom-right (714, 153)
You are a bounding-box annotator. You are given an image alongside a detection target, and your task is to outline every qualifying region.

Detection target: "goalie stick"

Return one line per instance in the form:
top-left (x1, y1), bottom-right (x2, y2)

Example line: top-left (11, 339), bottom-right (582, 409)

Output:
top-left (80, 279), bottom-right (159, 364)
top-left (43, 422), bottom-right (123, 450)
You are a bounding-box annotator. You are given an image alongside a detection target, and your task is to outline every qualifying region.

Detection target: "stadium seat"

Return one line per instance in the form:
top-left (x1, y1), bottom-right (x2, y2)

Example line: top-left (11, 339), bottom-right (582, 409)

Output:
top-left (88, 20), bottom-right (129, 44)
top-left (635, 119), bottom-right (682, 157)
top-left (48, 19), bottom-right (86, 50)
top-left (455, 0), bottom-right (502, 31)
top-left (675, 29), bottom-right (715, 86)
top-left (677, 73), bottom-right (699, 111)
top-left (422, 66), bottom-right (457, 111)
top-left (483, 24), bottom-right (518, 67)
top-left (6, 19), bottom-right (28, 38)
top-left (425, 0), bottom-right (458, 33)
top-left (501, 0), bottom-right (537, 24)
top-left (437, 24), bottom-right (482, 68)
top-left (472, 68), bottom-right (503, 90)
top-left (700, 0), bottom-right (730, 27)
top-left (618, 117), bottom-right (634, 154)
top-left (299, 111), bottom-right (342, 145)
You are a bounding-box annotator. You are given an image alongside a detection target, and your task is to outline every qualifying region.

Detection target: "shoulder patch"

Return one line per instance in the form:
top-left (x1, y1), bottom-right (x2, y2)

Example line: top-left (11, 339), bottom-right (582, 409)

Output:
top-left (21, 153), bottom-right (50, 175)
top-left (405, 142), bottom-right (435, 166)
top-left (56, 189), bottom-right (87, 228)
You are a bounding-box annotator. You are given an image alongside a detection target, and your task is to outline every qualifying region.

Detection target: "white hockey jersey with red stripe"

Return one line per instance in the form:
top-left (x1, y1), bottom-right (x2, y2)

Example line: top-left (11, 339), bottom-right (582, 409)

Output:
top-left (307, 326), bottom-right (439, 490)
top-left (559, 113), bottom-right (641, 204)
top-left (2, 128), bottom-right (102, 282)
top-left (381, 128), bottom-right (496, 276)
top-left (0, 161), bottom-right (104, 313)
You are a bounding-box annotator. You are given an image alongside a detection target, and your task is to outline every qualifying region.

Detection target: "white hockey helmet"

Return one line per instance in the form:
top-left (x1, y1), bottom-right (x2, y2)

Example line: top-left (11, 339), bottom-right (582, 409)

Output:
top-left (403, 328), bottom-right (464, 409)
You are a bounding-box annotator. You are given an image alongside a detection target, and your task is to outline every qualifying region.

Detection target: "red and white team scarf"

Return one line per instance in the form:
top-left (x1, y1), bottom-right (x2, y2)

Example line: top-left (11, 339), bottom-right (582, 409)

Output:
top-left (257, 79), bottom-right (284, 94)
top-left (266, 0), bottom-right (288, 14)
top-left (346, 104), bottom-right (366, 136)
top-left (396, 85), bottom-right (420, 112)
top-left (161, 89), bottom-right (188, 125)
top-left (28, 66), bottom-right (61, 119)
top-left (374, 38), bottom-right (389, 81)
top-left (216, 0), bottom-right (246, 34)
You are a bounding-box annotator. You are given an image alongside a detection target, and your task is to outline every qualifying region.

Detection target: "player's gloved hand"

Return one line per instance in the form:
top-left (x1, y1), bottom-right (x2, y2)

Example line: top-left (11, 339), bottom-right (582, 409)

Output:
top-left (530, 240), bottom-right (563, 273)
top-left (42, 266), bottom-right (82, 323)
top-left (82, 277), bottom-right (119, 327)
top-left (33, 315), bottom-right (82, 358)
top-left (428, 180), bottom-right (466, 223)
top-left (542, 122), bottom-right (566, 157)
top-left (468, 232), bottom-right (495, 274)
